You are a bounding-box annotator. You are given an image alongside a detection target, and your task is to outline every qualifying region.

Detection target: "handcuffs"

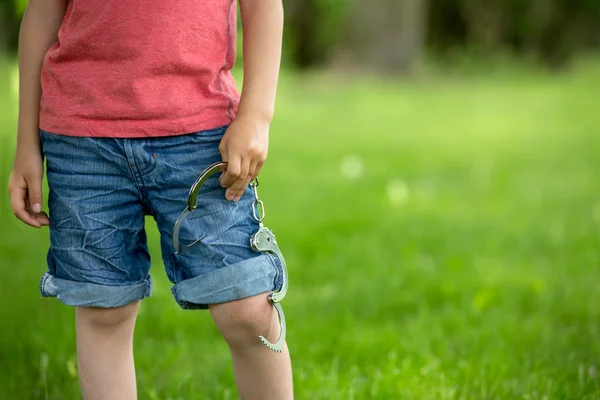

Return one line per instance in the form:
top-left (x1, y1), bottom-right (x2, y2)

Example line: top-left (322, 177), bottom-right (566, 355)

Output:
top-left (172, 161), bottom-right (289, 352)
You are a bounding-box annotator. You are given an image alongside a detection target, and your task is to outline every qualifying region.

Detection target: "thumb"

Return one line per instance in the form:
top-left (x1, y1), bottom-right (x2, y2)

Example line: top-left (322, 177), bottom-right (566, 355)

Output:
top-left (218, 138), bottom-right (229, 185)
top-left (26, 175), bottom-right (43, 213)
top-left (219, 137), bottom-right (229, 163)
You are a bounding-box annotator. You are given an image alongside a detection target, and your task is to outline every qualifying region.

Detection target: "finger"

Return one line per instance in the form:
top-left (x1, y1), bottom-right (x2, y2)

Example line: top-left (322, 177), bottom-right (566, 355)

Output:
top-left (219, 139), bottom-right (229, 186)
top-left (10, 186), bottom-right (41, 228)
top-left (227, 158), bottom-right (251, 202)
top-left (233, 161), bottom-right (258, 202)
top-left (253, 160), bottom-right (265, 181)
top-left (247, 160), bottom-right (259, 182)
top-left (25, 175), bottom-right (44, 214)
top-left (221, 153), bottom-right (242, 189)
top-left (25, 199), bottom-right (50, 226)
top-left (25, 175), bottom-right (48, 225)
top-left (36, 212), bottom-right (50, 226)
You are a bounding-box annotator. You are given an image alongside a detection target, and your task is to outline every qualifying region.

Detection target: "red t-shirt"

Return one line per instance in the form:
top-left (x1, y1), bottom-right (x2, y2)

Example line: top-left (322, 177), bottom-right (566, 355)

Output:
top-left (40, 0), bottom-right (240, 138)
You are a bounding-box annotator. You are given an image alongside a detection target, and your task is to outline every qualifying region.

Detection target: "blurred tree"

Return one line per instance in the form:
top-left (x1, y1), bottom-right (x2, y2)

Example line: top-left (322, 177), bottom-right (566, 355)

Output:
top-left (335, 0), bottom-right (428, 72)
top-left (2, 0), bottom-right (599, 70)
top-left (533, 0), bottom-right (600, 69)
top-left (283, 0), bottom-right (348, 68)
top-left (427, 0), bottom-right (600, 69)
top-left (0, 0), bottom-right (20, 52)
top-left (283, 0), bottom-right (324, 68)
top-left (427, 0), bottom-right (469, 50)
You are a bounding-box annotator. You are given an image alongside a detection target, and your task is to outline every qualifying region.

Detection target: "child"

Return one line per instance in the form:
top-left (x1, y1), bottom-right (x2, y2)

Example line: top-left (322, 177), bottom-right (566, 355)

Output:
top-left (8, 0), bottom-right (292, 398)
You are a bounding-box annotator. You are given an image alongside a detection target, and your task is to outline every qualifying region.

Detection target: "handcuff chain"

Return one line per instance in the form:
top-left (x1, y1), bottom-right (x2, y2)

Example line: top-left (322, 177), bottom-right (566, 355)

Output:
top-left (250, 178), bottom-right (265, 223)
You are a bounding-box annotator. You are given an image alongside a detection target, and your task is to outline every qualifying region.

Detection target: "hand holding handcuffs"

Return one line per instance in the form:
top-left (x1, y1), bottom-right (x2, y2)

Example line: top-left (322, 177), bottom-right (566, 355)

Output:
top-left (172, 161), bottom-right (289, 352)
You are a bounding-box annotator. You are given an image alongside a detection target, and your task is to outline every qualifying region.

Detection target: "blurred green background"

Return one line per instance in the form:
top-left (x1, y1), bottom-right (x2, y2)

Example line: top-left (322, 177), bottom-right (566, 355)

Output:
top-left (1, 1), bottom-right (600, 399)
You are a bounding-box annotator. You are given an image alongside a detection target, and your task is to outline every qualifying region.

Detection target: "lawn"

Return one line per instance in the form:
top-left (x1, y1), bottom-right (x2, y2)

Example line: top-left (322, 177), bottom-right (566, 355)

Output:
top-left (1, 58), bottom-right (599, 399)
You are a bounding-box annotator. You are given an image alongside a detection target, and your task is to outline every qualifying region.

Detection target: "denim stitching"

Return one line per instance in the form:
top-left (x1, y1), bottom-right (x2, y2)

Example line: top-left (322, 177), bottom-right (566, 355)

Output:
top-left (134, 139), bottom-right (158, 176)
top-left (123, 139), bottom-right (151, 209)
top-left (39, 273), bottom-right (49, 297)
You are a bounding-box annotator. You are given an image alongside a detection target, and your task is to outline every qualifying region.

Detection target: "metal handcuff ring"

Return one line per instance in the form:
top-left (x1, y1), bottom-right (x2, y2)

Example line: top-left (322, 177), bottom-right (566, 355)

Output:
top-left (172, 161), bottom-right (289, 352)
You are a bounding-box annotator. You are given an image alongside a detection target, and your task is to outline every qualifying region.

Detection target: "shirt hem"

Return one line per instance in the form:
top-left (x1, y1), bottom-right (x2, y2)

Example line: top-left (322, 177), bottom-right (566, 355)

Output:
top-left (39, 112), bottom-right (236, 138)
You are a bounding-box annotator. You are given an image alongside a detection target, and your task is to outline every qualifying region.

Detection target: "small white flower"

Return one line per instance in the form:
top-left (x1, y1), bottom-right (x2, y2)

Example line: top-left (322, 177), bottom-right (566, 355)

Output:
top-left (387, 180), bottom-right (409, 207)
top-left (340, 155), bottom-right (364, 181)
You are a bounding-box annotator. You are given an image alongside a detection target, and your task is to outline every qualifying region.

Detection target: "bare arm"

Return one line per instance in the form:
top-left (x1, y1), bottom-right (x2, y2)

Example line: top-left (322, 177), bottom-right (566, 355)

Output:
top-left (219, 0), bottom-right (284, 202)
top-left (9, 0), bottom-right (67, 228)
top-left (18, 0), bottom-right (68, 144)
top-left (236, 0), bottom-right (284, 121)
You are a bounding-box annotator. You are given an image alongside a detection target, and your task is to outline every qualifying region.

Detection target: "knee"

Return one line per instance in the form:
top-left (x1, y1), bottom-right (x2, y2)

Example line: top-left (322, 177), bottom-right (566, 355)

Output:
top-left (76, 301), bottom-right (140, 330)
top-left (210, 294), bottom-right (277, 349)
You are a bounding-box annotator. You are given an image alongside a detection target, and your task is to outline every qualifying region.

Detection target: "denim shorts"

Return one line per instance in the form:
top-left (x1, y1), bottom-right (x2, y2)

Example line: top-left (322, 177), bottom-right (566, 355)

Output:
top-left (39, 126), bottom-right (283, 309)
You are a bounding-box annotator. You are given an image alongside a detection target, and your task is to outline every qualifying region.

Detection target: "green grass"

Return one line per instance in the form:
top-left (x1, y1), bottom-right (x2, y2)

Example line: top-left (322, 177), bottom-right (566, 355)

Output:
top-left (1, 58), bottom-right (600, 399)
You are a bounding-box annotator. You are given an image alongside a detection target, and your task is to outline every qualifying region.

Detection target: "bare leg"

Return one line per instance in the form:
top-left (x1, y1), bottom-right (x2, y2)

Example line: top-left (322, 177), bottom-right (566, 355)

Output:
top-left (210, 294), bottom-right (293, 400)
top-left (75, 301), bottom-right (140, 400)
